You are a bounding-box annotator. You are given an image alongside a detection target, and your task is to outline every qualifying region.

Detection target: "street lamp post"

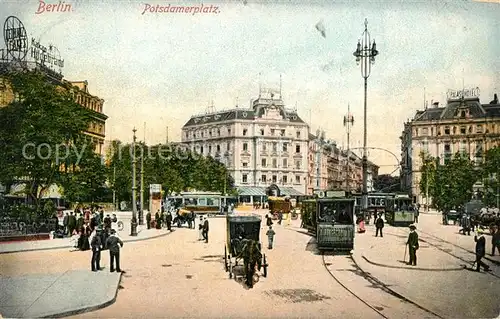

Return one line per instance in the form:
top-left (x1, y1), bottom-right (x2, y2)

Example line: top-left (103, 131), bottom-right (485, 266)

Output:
top-left (353, 18), bottom-right (378, 213)
top-left (130, 128), bottom-right (138, 236)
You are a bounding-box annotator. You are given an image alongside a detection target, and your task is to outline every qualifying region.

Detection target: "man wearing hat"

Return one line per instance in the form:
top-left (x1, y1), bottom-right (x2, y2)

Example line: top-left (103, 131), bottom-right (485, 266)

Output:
top-left (406, 224), bottom-right (419, 266)
top-left (202, 216), bottom-right (209, 243)
top-left (106, 229), bottom-right (124, 272)
top-left (474, 231), bottom-right (490, 272)
top-left (90, 226), bottom-right (103, 271)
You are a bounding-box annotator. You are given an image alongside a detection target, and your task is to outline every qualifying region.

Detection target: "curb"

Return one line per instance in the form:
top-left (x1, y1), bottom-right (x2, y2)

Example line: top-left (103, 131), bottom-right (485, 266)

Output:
top-left (0, 230), bottom-right (173, 255)
top-left (360, 255), bottom-right (465, 272)
top-left (41, 272), bottom-right (123, 318)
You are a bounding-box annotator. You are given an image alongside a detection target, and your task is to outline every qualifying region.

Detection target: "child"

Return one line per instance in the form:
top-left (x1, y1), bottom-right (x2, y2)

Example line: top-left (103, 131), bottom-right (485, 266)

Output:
top-left (266, 226), bottom-right (276, 249)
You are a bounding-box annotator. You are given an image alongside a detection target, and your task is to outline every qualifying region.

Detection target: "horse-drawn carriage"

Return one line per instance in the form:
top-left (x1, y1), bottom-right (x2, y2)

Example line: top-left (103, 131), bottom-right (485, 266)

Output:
top-left (223, 214), bottom-right (268, 285)
top-left (172, 208), bottom-right (196, 228)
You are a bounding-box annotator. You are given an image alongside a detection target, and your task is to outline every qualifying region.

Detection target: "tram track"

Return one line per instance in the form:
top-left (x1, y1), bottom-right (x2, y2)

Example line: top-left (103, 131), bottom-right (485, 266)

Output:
top-left (321, 252), bottom-right (443, 319)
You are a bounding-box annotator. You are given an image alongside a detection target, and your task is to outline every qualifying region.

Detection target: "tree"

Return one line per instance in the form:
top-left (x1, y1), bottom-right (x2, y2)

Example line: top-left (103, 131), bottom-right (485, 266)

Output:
top-left (418, 151), bottom-right (436, 205)
top-left (482, 146), bottom-right (500, 207)
top-left (0, 71), bottom-right (92, 213)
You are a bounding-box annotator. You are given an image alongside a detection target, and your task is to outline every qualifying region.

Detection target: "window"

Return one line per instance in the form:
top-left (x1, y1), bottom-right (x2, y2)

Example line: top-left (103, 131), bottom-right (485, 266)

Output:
top-left (242, 162), bottom-right (248, 167)
top-left (226, 142), bottom-right (230, 151)
top-left (280, 129), bottom-right (285, 136)
top-left (272, 159), bottom-right (277, 168)
top-left (282, 158), bottom-right (288, 168)
top-left (477, 125), bottom-right (483, 133)
top-left (272, 142), bottom-right (277, 152)
top-left (296, 131), bottom-right (301, 138)
top-left (272, 175), bottom-right (277, 183)
top-left (453, 126), bottom-right (457, 134)
top-left (444, 144), bottom-right (451, 152)
top-left (200, 146), bottom-right (204, 154)
top-left (460, 126), bottom-right (466, 134)
top-left (262, 143), bottom-right (267, 151)
top-left (296, 145), bottom-right (301, 153)
top-left (282, 175), bottom-right (287, 184)
top-left (209, 130), bottom-right (212, 136)
top-left (271, 129), bottom-right (275, 136)
top-left (217, 129), bottom-right (220, 136)
top-left (243, 143), bottom-right (248, 151)
top-left (460, 140), bottom-right (467, 153)
top-left (444, 127), bottom-right (450, 135)
top-left (295, 175), bottom-right (301, 183)
top-left (208, 145), bottom-right (212, 154)
top-left (261, 158), bottom-right (267, 167)
top-left (261, 175), bottom-right (267, 183)
top-left (201, 131), bottom-right (204, 137)
top-left (243, 129), bottom-right (247, 136)
top-left (242, 174), bottom-right (248, 183)
top-left (216, 145), bottom-right (220, 152)
top-left (422, 141), bottom-right (428, 152)
top-left (295, 160), bottom-right (301, 169)
top-left (431, 127), bottom-right (434, 136)
top-left (422, 128), bottom-right (428, 135)
top-left (260, 129), bottom-right (264, 135)
top-left (460, 110), bottom-right (466, 118)
top-left (282, 143), bottom-right (288, 152)
top-left (228, 128), bottom-right (231, 135)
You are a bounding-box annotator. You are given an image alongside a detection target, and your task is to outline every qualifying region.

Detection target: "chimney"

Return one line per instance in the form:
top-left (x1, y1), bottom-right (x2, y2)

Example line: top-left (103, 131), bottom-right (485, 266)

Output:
top-left (490, 93), bottom-right (498, 105)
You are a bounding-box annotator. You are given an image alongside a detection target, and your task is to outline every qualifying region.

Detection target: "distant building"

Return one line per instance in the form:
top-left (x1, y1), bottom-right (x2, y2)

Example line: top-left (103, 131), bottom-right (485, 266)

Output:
top-left (307, 132), bottom-right (331, 194)
top-left (400, 91), bottom-right (500, 205)
top-left (181, 89), bottom-right (309, 203)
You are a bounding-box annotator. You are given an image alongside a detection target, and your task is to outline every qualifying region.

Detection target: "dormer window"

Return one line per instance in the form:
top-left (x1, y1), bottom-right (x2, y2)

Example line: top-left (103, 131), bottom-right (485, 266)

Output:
top-left (460, 110), bottom-right (466, 118)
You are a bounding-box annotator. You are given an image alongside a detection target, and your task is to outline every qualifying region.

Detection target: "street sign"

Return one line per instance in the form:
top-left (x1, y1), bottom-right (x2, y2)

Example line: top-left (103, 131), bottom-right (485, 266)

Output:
top-left (149, 184), bottom-right (161, 194)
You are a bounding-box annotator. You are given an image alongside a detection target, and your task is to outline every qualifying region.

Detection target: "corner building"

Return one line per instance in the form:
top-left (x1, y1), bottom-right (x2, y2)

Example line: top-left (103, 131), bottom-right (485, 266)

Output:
top-left (181, 91), bottom-right (309, 202)
top-left (400, 93), bottom-right (500, 205)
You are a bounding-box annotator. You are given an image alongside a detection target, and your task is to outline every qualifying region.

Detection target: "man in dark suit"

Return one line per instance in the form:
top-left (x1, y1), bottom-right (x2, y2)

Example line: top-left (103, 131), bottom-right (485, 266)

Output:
top-left (106, 229), bottom-right (124, 272)
top-left (63, 212), bottom-right (69, 236)
top-left (406, 224), bottom-right (419, 266)
top-left (68, 212), bottom-right (76, 236)
top-left (203, 217), bottom-right (209, 243)
top-left (474, 233), bottom-right (490, 272)
top-left (91, 227), bottom-right (102, 271)
top-left (375, 214), bottom-right (384, 237)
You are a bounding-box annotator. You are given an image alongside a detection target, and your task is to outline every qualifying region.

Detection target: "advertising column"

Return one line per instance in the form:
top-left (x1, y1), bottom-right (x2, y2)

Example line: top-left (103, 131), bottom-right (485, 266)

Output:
top-left (149, 184), bottom-right (162, 220)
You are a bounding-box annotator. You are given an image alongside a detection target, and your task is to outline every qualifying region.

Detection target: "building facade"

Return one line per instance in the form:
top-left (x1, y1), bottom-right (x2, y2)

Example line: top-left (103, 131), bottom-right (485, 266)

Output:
top-left (400, 92), bottom-right (500, 205)
top-left (181, 90), bottom-right (309, 201)
top-left (307, 132), bottom-right (331, 194)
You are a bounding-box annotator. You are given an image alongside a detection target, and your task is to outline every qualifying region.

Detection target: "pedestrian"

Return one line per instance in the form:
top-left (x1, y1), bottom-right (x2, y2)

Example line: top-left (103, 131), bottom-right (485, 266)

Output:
top-left (198, 216), bottom-right (204, 240)
top-left (375, 214), bottom-right (384, 237)
top-left (166, 212), bottom-right (172, 231)
top-left (459, 214), bottom-right (471, 236)
top-left (490, 225), bottom-right (500, 256)
top-left (474, 232), bottom-right (490, 272)
top-left (266, 225), bottom-right (275, 249)
top-left (103, 214), bottom-right (111, 231)
top-left (356, 215), bottom-right (366, 233)
top-left (146, 211), bottom-right (151, 229)
top-left (203, 217), bottom-right (209, 243)
top-left (266, 214), bottom-right (273, 227)
top-left (106, 229), bottom-right (123, 273)
top-left (68, 211), bottom-right (76, 236)
top-left (414, 206), bottom-right (419, 223)
top-left (63, 212), bottom-right (69, 236)
top-left (187, 211), bottom-right (193, 229)
top-left (406, 224), bottom-right (419, 266)
top-left (90, 227), bottom-right (102, 272)
top-left (155, 210), bottom-right (162, 229)
top-left (278, 211), bottom-right (283, 225)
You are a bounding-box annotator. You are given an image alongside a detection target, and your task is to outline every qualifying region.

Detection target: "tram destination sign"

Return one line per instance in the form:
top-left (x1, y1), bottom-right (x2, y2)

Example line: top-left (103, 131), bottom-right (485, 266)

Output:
top-left (30, 38), bottom-right (64, 69)
top-left (447, 87), bottom-right (480, 100)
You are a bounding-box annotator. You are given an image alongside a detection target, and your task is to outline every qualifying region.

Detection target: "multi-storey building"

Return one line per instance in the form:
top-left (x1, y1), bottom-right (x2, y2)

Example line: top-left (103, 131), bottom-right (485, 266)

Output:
top-left (400, 91), bottom-right (500, 205)
top-left (307, 132), bottom-right (331, 194)
top-left (181, 90), bottom-right (309, 203)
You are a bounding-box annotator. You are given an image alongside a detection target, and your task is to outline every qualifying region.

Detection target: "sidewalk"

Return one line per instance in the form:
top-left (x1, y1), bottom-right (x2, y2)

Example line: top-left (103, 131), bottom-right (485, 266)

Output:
top-left (0, 269), bottom-right (121, 318)
top-left (0, 224), bottom-right (172, 254)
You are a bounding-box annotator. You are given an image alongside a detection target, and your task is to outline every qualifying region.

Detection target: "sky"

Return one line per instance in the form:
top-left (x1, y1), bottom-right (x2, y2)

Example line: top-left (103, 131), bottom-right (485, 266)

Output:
top-left (0, 0), bottom-right (499, 174)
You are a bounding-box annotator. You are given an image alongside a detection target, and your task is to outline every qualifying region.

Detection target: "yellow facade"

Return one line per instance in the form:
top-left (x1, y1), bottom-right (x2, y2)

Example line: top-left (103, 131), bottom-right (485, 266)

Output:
top-left (0, 75), bottom-right (107, 155)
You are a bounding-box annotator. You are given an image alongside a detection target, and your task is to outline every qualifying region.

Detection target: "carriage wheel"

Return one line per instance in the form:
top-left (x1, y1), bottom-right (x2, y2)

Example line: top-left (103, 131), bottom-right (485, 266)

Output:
top-left (263, 254), bottom-right (268, 278)
top-left (224, 246), bottom-right (228, 272)
top-left (229, 255), bottom-right (233, 279)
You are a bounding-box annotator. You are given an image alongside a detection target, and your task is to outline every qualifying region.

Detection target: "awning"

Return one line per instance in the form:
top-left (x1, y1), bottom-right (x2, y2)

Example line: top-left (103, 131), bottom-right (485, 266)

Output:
top-left (237, 187), bottom-right (267, 196)
top-left (280, 187), bottom-right (304, 196)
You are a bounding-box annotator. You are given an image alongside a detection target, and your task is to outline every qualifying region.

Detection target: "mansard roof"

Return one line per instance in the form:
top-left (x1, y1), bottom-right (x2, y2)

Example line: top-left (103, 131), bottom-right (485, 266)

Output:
top-left (412, 96), bottom-right (500, 122)
top-left (183, 96), bottom-right (306, 128)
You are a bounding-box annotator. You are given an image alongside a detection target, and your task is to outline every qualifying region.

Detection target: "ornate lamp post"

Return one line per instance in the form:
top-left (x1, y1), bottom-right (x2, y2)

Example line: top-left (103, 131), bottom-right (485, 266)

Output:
top-left (353, 18), bottom-right (379, 213)
top-left (130, 128), bottom-right (138, 236)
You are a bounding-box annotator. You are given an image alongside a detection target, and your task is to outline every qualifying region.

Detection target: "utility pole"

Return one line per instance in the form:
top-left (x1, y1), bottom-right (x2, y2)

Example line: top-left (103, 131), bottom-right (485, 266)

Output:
top-left (112, 166), bottom-right (116, 210)
top-left (425, 170), bottom-right (429, 213)
top-left (344, 103), bottom-right (354, 193)
top-left (139, 122), bottom-right (145, 225)
top-left (130, 128), bottom-right (138, 236)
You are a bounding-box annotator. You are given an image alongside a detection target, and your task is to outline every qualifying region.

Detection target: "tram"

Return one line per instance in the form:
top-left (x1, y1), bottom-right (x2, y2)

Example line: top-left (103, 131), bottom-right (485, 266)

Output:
top-left (301, 191), bottom-right (355, 251)
top-left (267, 196), bottom-right (292, 219)
top-left (166, 191), bottom-right (233, 215)
top-left (384, 194), bottom-right (414, 226)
